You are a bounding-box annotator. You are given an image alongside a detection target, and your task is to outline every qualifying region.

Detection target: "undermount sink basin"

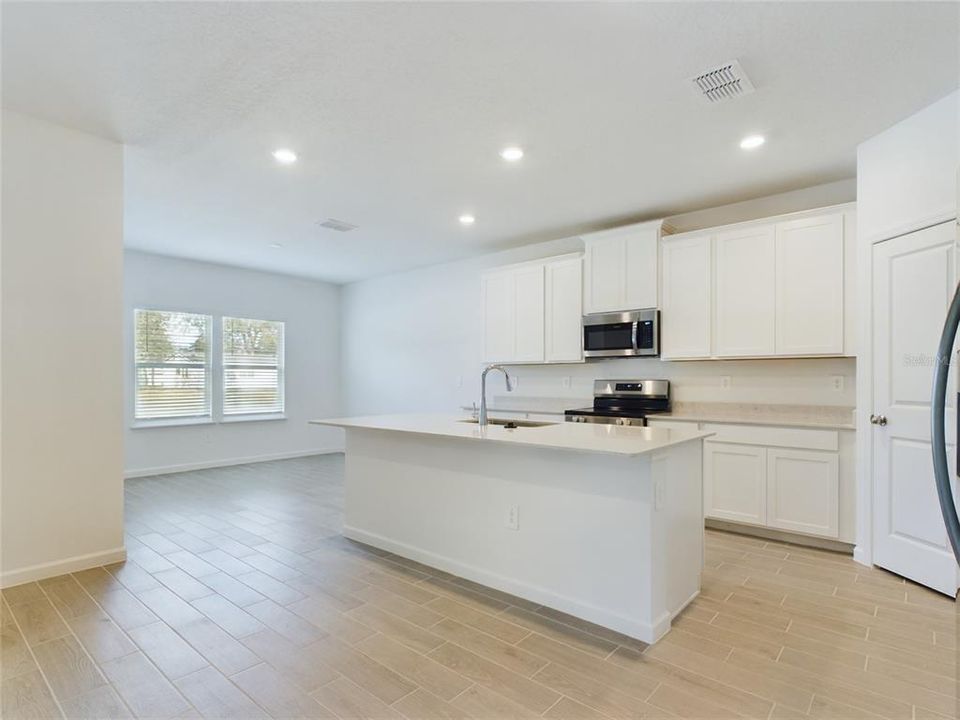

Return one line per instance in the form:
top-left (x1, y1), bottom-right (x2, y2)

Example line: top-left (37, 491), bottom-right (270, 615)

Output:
top-left (459, 418), bottom-right (557, 428)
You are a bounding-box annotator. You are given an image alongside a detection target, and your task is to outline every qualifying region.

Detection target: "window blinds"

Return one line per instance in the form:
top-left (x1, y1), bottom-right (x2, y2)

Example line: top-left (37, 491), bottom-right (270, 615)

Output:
top-left (222, 317), bottom-right (285, 416)
top-left (134, 310), bottom-right (212, 420)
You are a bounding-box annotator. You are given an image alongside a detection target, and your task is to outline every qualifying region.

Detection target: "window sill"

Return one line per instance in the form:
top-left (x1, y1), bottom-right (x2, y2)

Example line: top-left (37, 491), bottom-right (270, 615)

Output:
top-left (220, 413), bottom-right (287, 424)
top-left (131, 417), bottom-right (214, 430)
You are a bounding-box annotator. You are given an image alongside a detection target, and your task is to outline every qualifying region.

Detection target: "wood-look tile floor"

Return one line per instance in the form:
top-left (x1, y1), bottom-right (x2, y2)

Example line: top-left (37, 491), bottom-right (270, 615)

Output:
top-left (2, 455), bottom-right (958, 719)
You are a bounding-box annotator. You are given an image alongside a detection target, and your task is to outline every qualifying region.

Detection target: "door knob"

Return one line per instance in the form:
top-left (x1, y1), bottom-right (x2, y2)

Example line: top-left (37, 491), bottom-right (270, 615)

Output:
top-left (870, 414), bottom-right (888, 426)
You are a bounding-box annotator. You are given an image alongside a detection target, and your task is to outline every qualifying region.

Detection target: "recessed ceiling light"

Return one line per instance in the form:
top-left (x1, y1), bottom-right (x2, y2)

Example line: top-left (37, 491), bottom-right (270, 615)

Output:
top-left (459, 214), bottom-right (476, 226)
top-left (499, 146), bottom-right (524, 162)
top-left (739, 134), bottom-right (765, 150)
top-left (272, 148), bottom-right (298, 164)
top-left (268, 242), bottom-right (283, 248)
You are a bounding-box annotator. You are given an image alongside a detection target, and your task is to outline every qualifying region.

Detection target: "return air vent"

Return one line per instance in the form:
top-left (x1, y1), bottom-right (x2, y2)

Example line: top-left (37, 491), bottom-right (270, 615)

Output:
top-left (317, 218), bottom-right (358, 232)
top-left (690, 59), bottom-right (755, 103)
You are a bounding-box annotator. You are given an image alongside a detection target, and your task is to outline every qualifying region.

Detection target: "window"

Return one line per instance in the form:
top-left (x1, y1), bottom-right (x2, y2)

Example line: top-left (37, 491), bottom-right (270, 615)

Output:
top-left (134, 310), bottom-right (212, 421)
top-left (222, 317), bottom-right (285, 416)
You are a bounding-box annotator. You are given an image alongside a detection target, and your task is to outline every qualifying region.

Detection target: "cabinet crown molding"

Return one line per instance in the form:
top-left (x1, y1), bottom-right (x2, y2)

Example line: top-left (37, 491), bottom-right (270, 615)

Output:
top-left (480, 251), bottom-right (583, 276)
top-left (580, 218), bottom-right (668, 243)
top-left (664, 202), bottom-right (856, 242)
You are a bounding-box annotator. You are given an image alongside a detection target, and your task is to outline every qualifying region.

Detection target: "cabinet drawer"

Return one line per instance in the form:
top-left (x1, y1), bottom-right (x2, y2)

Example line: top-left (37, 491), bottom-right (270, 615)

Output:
top-left (702, 423), bottom-right (838, 451)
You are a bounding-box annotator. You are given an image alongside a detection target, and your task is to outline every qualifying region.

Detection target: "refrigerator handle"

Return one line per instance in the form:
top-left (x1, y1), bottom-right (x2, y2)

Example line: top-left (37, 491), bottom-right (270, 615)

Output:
top-left (931, 282), bottom-right (960, 565)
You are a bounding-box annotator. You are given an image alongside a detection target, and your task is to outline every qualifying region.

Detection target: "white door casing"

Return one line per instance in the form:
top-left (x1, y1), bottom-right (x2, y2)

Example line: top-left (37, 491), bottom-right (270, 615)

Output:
top-left (872, 220), bottom-right (960, 596)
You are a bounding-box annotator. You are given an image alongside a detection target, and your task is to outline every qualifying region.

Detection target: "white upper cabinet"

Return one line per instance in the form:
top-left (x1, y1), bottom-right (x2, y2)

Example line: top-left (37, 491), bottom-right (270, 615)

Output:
top-left (775, 213), bottom-right (844, 355)
top-left (513, 265), bottom-right (546, 362)
top-left (481, 254), bottom-right (582, 365)
top-left (481, 270), bottom-right (515, 363)
top-left (582, 220), bottom-right (662, 314)
top-left (660, 204), bottom-right (855, 360)
top-left (714, 224), bottom-right (776, 357)
top-left (544, 256), bottom-right (583, 363)
top-left (661, 234), bottom-right (712, 359)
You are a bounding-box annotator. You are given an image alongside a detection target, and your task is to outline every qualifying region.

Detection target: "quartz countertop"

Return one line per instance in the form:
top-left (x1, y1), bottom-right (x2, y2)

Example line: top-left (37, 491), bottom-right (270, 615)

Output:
top-left (651, 402), bottom-right (856, 430)
top-left (310, 414), bottom-right (713, 457)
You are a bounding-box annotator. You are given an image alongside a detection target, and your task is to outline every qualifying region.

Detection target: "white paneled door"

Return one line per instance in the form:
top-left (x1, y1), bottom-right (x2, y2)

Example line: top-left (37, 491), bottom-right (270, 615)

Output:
top-left (872, 220), bottom-right (960, 596)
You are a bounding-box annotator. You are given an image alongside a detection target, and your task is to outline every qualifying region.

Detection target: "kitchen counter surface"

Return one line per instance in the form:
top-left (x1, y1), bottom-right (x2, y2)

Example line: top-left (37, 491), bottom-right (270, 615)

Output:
top-left (652, 402), bottom-right (856, 430)
top-left (310, 413), bottom-right (712, 457)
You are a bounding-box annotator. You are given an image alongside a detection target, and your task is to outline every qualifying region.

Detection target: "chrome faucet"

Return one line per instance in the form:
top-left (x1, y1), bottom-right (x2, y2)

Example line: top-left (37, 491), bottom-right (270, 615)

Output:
top-left (479, 364), bottom-right (513, 427)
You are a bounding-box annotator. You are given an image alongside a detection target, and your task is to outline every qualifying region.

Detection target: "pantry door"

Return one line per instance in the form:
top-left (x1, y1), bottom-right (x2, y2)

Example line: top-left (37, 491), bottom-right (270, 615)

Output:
top-left (872, 220), bottom-right (960, 596)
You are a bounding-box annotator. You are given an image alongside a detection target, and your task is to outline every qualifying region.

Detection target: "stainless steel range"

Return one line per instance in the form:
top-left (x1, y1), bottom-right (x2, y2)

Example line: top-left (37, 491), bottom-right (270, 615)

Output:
top-left (565, 379), bottom-right (670, 426)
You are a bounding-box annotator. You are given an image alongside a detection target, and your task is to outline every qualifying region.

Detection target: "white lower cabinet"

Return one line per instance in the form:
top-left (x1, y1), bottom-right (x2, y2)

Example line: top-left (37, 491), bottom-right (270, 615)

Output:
top-left (649, 418), bottom-right (845, 541)
top-left (704, 440), bottom-right (840, 538)
top-left (704, 443), bottom-right (767, 525)
top-left (766, 448), bottom-right (839, 538)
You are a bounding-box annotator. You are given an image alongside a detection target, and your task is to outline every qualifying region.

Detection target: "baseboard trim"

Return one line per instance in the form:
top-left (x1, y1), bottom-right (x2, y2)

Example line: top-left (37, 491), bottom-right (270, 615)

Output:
top-left (853, 545), bottom-right (872, 568)
top-left (124, 447), bottom-right (344, 478)
top-left (1, 546), bottom-right (127, 589)
top-left (344, 525), bottom-right (663, 643)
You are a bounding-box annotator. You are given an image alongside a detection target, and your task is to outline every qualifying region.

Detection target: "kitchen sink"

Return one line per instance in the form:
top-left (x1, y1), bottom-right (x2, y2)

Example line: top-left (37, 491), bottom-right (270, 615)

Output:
top-left (459, 418), bottom-right (556, 428)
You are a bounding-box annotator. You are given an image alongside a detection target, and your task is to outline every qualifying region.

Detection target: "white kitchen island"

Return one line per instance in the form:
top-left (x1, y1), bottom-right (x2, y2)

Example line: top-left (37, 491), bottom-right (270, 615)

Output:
top-left (310, 414), bottom-right (712, 643)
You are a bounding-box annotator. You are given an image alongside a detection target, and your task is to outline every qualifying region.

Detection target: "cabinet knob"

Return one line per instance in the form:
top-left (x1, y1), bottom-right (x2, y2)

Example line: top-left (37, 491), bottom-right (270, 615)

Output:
top-left (869, 414), bottom-right (888, 426)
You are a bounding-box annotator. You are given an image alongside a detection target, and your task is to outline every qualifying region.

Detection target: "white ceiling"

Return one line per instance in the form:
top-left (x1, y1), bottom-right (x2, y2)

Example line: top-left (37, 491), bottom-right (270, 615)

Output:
top-left (3, 2), bottom-right (958, 283)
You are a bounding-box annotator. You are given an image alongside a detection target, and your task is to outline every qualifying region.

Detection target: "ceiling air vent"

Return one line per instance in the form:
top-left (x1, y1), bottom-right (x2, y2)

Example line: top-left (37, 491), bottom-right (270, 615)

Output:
top-left (690, 59), bottom-right (755, 103)
top-left (316, 218), bottom-right (358, 232)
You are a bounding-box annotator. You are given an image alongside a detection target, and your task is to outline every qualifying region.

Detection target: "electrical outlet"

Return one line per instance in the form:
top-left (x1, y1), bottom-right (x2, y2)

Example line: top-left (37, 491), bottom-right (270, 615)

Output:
top-left (831, 375), bottom-right (844, 392)
top-left (511, 376), bottom-right (520, 389)
top-left (561, 376), bottom-right (571, 389)
top-left (720, 376), bottom-right (731, 389)
top-left (506, 504), bottom-right (519, 531)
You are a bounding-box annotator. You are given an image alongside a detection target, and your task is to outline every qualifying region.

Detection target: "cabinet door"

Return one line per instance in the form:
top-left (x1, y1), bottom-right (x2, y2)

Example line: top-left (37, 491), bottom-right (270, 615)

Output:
top-left (481, 270), bottom-right (515, 362)
top-left (766, 449), bottom-right (839, 538)
top-left (714, 225), bottom-right (775, 357)
top-left (661, 235), bottom-right (712, 358)
top-left (513, 265), bottom-right (545, 362)
top-left (775, 214), bottom-right (844, 355)
top-left (583, 237), bottom-right (626, 313)
top-left (544, 257), bottom-right (583, 363)
top-left (624, 228), bottom-right (659, 310)
top-left (704, 442), bottom-right (766, 525)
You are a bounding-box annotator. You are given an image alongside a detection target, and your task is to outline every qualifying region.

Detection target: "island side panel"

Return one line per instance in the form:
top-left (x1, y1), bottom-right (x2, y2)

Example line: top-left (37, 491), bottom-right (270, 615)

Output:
top-left (342, 428), bottom-right (668, 642)
top-left (649, 441), bottom-right (704, 641)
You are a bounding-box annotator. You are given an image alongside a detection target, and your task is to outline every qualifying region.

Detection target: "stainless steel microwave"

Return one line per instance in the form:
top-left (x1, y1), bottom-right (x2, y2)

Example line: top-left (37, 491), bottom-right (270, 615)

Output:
top-left (582, 309), bottom-right (659, 358)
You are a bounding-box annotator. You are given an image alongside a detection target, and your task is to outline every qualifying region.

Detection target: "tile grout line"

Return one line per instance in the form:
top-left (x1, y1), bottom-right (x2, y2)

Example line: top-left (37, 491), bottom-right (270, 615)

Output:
top-left (2, 593), bottom-right (71, 720)
top-left (68, 569), bottom-right (206, 717)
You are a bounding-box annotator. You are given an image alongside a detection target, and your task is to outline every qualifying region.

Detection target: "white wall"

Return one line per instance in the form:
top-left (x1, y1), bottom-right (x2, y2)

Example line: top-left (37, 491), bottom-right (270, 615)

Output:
top-left (343, 181), bottom-right (857, 416)
top-left (123, 251), bottom-right (343, 476)
top-left (1, 111), bottom-right (125, 586)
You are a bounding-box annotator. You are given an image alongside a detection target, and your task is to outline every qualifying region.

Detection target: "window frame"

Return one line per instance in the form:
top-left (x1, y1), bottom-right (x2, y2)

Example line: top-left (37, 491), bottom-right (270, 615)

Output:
top-left (132, 308), bottom-right (214, 427)
top-left (220, 316), bottom-right (286, 420)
